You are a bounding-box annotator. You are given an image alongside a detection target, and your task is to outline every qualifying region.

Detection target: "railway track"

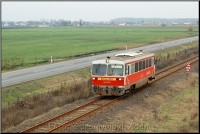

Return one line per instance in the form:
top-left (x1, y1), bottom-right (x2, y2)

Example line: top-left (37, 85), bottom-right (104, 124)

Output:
top-left (21, 96), bottom-right (120, 133)
top-left (21, 56), bottom-right (198, 133)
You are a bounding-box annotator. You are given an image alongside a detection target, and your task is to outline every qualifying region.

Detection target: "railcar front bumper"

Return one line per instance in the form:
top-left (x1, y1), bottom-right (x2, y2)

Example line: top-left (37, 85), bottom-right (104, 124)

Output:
top-left (91, 85), bottom-right (126, 96)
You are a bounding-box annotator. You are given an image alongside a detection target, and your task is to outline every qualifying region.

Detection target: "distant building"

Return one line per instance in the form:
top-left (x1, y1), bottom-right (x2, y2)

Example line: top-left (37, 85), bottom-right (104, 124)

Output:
top-left (119, 23), bottom-right (126, 26)
top-left (3, 23), bottom-right (9, 27)
top-left (183, 22), bottom-right (191, 25)
top-left (38, 24), bottom-right (49, 27)
top-left (143, 22), bottom-right (154, 25)
top-left (19, 22), bottom-right (27, 27)
top-left (172, 22), bottom-right (178, 25)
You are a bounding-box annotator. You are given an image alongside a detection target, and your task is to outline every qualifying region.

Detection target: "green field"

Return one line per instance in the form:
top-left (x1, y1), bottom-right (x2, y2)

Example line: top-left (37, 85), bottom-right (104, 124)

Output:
top-left (2, 26), bottom-right (198, 71)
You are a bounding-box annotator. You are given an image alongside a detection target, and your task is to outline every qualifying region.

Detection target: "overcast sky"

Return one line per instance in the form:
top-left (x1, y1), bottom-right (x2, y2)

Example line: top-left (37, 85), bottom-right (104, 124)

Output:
top-left (2, 1), bottom-right (199, 22)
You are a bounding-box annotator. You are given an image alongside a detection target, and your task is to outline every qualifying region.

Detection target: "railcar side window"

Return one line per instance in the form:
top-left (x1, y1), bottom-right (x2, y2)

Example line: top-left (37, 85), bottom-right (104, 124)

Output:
top-left (131, 64), bottom-right (135, 74)
top-left (139, 61), bottom-right (142, 71)
top-left (146, 59), bottom-right (149, 68)
top-left (142, 60), bottom-right (145, 69)
top-left (125, 65), bottom-right (129, 75)
top-left (149, 58), bottom-right (151, 67)
top-left (135, 62), bottom-right (138, 72)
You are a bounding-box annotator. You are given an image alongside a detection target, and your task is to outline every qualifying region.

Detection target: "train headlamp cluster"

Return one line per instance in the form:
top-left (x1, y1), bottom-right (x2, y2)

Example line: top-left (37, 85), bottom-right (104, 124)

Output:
top-left (106, 56), bottom-right (110, 63)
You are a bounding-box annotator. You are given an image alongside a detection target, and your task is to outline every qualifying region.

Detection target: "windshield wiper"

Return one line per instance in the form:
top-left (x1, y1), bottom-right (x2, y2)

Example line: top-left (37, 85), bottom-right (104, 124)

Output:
top-left (111, 64), bottom-right (116, 75)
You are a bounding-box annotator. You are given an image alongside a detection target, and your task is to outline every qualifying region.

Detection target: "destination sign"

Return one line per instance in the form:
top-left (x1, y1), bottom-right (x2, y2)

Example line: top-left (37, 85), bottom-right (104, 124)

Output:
top-left (111, 65), bottom-right (122, 68)
top-left (98, 78), bottom-right (116, 81)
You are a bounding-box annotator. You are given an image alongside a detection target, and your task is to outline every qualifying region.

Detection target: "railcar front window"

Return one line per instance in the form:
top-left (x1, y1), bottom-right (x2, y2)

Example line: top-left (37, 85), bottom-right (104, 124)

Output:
top-left (92, 64), bottom-right (107, 76)
top-left (107, 64), bottom-right (124, 76)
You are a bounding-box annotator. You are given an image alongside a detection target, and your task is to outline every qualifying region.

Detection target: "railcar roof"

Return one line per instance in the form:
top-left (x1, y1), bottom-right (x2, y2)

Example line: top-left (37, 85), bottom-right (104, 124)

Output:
top-left (100, 51), bottom-right (154, 63)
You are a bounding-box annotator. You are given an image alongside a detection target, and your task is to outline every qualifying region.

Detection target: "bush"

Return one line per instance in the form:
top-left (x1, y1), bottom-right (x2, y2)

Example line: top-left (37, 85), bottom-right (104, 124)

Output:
top-left (188, 26), bottom-right (193, 32)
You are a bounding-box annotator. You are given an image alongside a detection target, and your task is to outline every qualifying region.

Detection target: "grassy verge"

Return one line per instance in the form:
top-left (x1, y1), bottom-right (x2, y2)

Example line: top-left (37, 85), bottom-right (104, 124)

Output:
top-left (2, 67), bottom-right (91, 107)
top-left (154, 41), bottom-right (199, 71)
top-left (155, 40), bottom-right (198, 58)
top-left (132, 73), bottom-right (199, 132)
top-left (1, 41), bottom-right (199, 130)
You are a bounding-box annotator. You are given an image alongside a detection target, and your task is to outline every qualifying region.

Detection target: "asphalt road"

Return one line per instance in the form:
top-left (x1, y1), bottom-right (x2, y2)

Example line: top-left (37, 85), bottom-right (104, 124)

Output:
top-left (2, 36), bottom-right (198, 88)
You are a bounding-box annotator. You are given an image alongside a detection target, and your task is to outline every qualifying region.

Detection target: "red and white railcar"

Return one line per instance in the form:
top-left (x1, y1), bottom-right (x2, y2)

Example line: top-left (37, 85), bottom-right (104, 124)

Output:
top-left (91, 51), bottom-right (155, 96)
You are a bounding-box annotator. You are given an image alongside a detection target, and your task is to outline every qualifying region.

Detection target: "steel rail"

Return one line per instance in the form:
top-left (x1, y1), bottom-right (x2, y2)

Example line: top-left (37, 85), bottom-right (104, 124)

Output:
top-left (21, 97), bottom-right (102, 133)
top-left (49, 97), bottom-right (119, 132)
